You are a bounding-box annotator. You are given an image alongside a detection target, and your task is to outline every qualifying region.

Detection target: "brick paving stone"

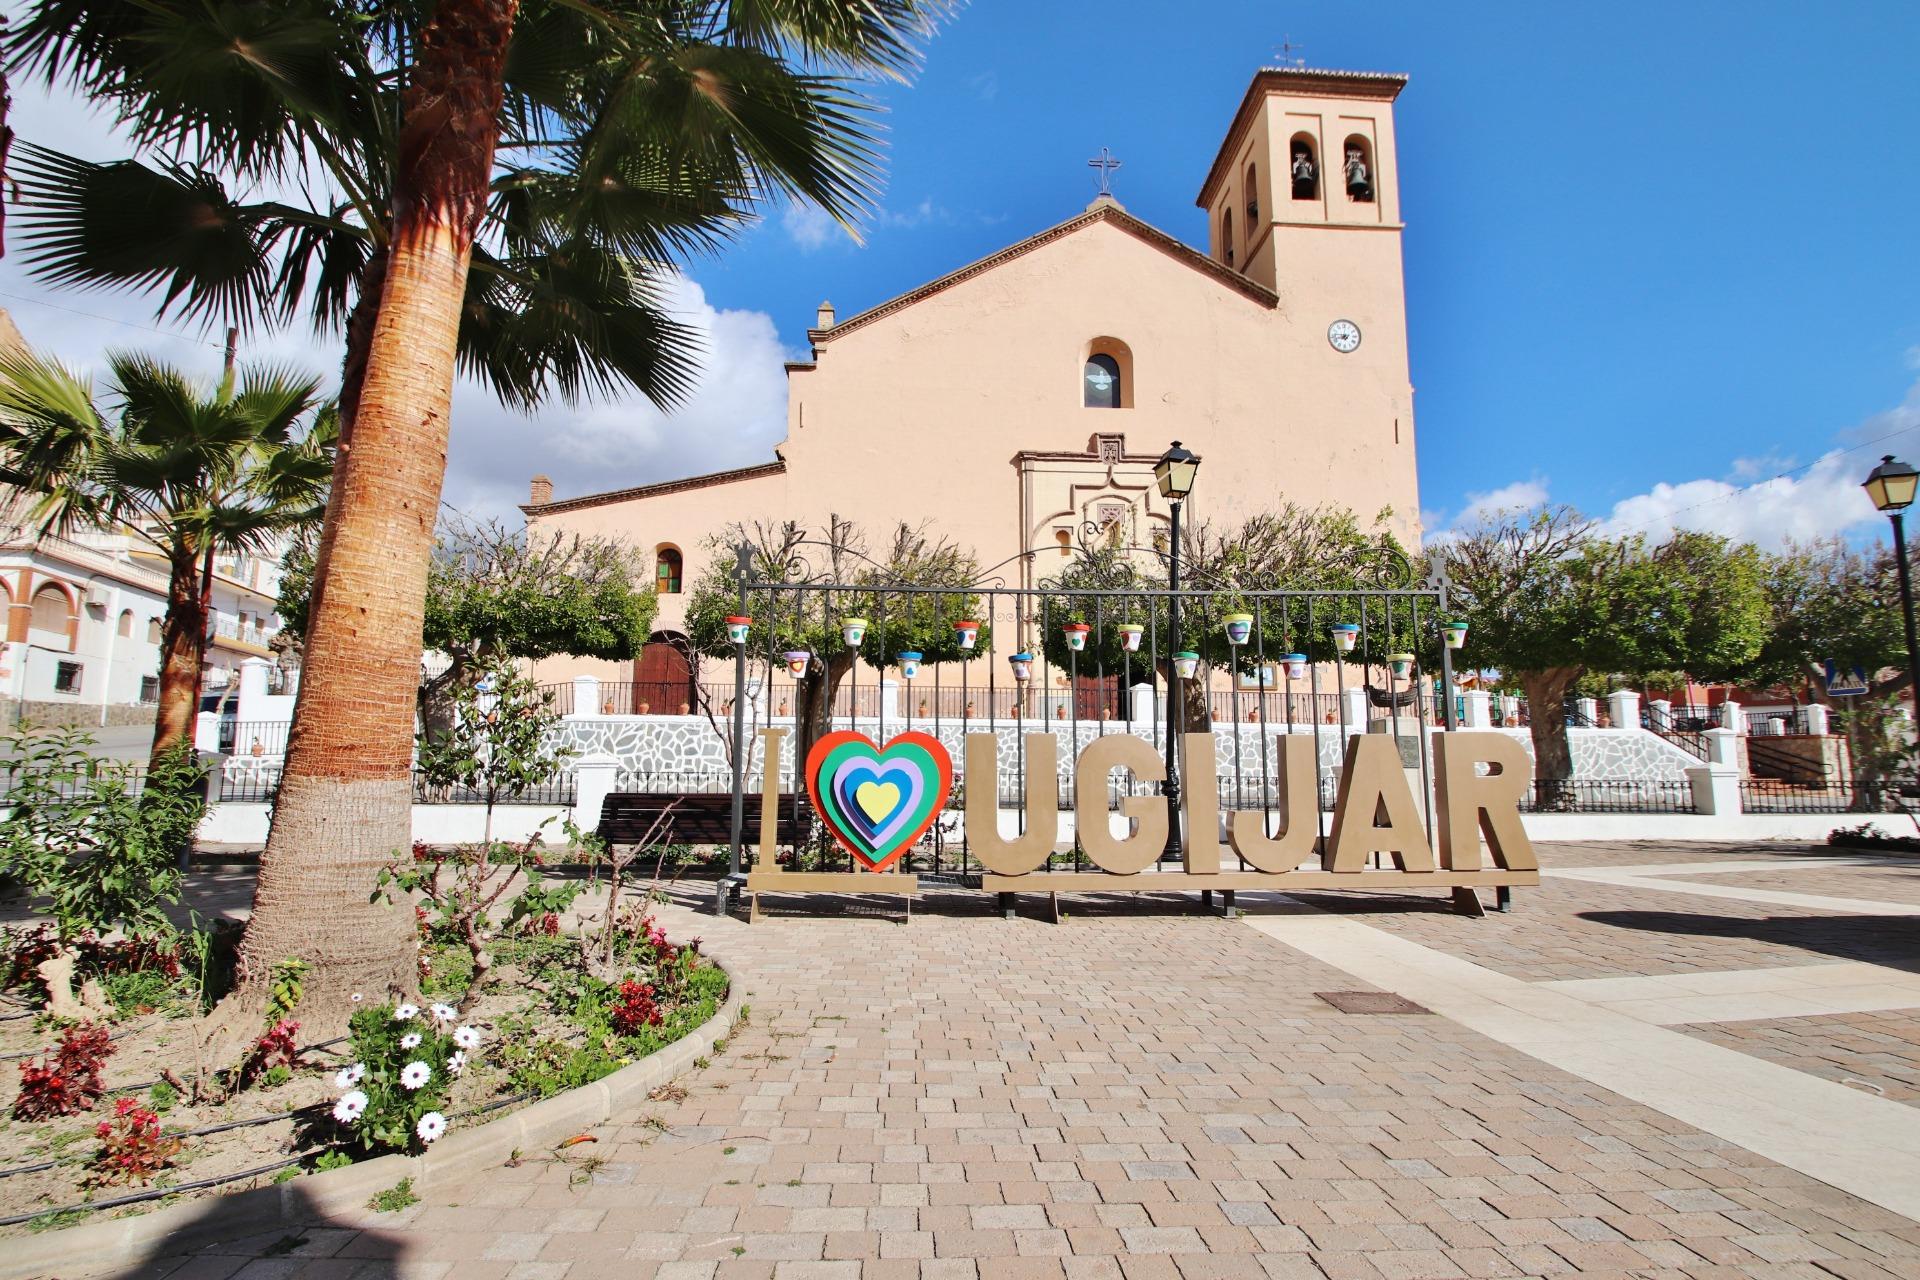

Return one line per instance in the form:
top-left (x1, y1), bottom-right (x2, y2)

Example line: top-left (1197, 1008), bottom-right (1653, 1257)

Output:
top-left (121, 845), bottom-right (1920, 1280)
top-left (1677, 1010), bottom-right (1920, 1108)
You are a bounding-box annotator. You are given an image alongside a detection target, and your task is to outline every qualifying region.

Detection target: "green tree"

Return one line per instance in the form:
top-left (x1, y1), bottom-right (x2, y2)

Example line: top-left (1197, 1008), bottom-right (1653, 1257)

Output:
top-left (1745, 538), bottom-right (1909, 781)
top-left (0, 350), bottom-right (334, 765)
top-left (279, 514), bottom-right (657, 736)
top-left (1034, 505), bottom-right (1417, 729)
top-left (415, 660), bottom-right (573, 845)
top-left (6, 0), bottom-right (951, 1017)
top-left (684, 517), bottom-right (985, 765)
top-left (1443, 507), bottom-right (1770, 785)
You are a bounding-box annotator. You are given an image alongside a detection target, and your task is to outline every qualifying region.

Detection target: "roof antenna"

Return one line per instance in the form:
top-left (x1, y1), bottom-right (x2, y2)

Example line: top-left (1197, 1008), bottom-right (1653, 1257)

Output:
top-left (1275, 36), bottom-right (1307, 68)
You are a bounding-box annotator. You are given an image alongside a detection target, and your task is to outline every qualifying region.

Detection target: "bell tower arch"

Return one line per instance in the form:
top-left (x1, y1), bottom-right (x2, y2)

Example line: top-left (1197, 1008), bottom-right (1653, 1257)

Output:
top-left (1197, 68), bottom-right (1406, 293)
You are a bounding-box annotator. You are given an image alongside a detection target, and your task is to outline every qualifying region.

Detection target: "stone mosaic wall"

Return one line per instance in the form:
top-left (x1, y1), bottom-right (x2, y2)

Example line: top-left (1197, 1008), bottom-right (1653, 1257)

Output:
top-left (550, 714), bottom-right (1700, 786)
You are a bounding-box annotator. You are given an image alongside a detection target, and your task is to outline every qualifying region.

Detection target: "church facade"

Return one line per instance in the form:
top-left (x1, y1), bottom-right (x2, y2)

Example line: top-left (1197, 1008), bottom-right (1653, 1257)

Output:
top-left (524, 68), bottom-right (1422, 694)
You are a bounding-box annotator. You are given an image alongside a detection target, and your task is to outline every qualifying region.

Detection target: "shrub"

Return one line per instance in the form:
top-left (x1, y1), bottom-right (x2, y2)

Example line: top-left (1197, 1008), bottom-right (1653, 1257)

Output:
top-left (610, 979), bottom-right (660, 1034)
top-left (243, 1019), bottom-right (301, 1085)
top-left (329, 999), bottom-right (481, 1154)
top-left (0, 728), bottom-right (204, 941)
top-left (89, 1097), bottom-right (182, 1185)
top-left (13, 1022), bottom-right (114, 1119)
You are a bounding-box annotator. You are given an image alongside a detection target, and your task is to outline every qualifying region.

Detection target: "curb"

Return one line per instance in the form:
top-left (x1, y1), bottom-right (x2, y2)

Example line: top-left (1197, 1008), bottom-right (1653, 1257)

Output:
top-left (0, 958), bottom-right (743, 1280)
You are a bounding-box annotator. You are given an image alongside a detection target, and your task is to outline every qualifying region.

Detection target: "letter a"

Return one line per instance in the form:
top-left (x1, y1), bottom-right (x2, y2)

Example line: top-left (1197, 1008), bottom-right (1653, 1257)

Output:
top-left (1327, 735), bottom-right (1434, 872)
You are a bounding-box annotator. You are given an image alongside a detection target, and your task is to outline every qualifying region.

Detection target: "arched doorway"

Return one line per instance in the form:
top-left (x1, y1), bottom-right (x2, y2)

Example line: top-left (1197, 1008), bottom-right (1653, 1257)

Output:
top-left (632, 632), bottom-right (696, 715)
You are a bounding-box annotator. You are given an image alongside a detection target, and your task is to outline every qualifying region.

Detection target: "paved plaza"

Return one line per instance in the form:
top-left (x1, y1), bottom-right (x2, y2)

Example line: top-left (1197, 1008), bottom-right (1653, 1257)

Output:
top-left (126, 842), bottom-right (1920, 1280)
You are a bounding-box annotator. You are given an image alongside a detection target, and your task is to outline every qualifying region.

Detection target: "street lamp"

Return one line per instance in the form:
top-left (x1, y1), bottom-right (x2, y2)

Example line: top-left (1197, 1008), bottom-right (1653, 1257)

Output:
top-left (1864, 455), bottom-right (1920, 749)
top-left (1154, 441), bottom-right (1201, 860)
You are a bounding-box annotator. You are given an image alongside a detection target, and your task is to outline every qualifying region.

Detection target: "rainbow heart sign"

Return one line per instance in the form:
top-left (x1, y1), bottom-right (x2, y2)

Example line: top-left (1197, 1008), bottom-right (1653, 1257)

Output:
top-left (804, 730), bottom-right (953, 873)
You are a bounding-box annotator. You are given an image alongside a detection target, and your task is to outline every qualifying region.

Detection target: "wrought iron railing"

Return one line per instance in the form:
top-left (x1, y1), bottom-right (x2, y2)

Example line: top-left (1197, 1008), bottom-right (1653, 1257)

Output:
top-left (1518, 779), bottom-right (1697, 813)
top-left (1739, 778), bottom-right (1903, 814)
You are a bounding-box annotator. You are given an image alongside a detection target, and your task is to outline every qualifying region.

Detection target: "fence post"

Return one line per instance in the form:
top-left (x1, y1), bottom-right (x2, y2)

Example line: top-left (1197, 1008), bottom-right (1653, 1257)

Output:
top-left (1575, 696), bottom-right (1599, 726)
top-left (1704, 727), bottom-right (1741, 768)
top-left (1649, 698), bottom-right (1672, 730)
top-left (1607, 689), bottom-right (1640, 730)
top-left (1462, 690), bottom-right (1492, 728)
top-left (1685, 761), bottom-right (1741, 815)
top-left (1128, 682), bottom-right (1156, 729)
top-left (1804, 704), bottom-right (1831, 736)
top-left (570, 674), bottom-right (600, 719)
top-left (1341, 687), bottom-right (1368, 729)
top-left (1719, 700), bottom-right (1745, 734)
top-left (193, 710), bottom-right (222, 753)
top-left (571, 752), bottom-right (621, 839)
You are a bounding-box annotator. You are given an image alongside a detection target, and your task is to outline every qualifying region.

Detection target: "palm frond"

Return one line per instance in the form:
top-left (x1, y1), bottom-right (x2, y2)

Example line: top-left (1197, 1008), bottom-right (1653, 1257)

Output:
top-left (11, 144), bottom-right (272, 329)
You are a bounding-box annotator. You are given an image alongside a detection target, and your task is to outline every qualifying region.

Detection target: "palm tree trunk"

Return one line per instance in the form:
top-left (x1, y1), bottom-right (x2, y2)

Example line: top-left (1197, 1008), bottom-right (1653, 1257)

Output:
top-left (149, 545), bottom-right (209, 767)
top-left (234, 0), bottom-right (520, 1024)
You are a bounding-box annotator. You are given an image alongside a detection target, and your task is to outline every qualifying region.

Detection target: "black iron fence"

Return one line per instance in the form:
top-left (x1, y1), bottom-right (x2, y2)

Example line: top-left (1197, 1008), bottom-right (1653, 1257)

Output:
top-left (1739, 778), bottom-right (1904, 814)
top-left (1518, 779), bottom-right (1697, 814)
top-left (210, 767), bottom-right (576, 806)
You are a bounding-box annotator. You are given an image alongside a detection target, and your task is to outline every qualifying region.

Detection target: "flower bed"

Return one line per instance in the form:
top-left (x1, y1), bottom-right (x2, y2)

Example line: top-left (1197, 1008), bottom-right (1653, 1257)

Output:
top-left (0, 871), bottom-right (726, 1237)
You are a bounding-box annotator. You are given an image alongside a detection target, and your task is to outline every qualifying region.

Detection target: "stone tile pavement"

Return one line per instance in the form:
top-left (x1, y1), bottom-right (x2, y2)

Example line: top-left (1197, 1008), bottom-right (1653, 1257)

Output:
top-left (120, 842), bottom-right (1920, 1280)
top-left (1676, 1010), bottom-right (1920, 1108)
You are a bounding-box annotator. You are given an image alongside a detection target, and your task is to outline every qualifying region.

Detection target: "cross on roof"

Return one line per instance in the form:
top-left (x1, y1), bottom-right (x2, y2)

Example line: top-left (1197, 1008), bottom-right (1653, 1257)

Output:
top-left (1087, 146), bottom-right (1122, 197)
top-left (1276, 36), bottom-right (1307, 68)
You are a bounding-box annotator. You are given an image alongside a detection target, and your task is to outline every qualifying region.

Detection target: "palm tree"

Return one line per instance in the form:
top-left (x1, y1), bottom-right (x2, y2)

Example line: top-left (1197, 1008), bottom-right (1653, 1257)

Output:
top-left (5, 0), bottom-right (948, 1018)
top-left (0, 351), bottom-right (334, 766)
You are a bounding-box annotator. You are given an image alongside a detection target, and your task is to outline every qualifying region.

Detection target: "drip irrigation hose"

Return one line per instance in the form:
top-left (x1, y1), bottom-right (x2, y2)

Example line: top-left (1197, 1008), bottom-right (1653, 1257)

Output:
top-left (0, 1016), bottom-right (167, 1063)
top-left (0, 1088), bottom-right (544, 1225)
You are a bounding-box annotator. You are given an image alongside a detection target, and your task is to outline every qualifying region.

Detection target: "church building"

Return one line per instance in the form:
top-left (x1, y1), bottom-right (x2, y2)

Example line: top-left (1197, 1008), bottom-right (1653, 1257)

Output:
top-left (525, 67), bottom-right (1422, 699)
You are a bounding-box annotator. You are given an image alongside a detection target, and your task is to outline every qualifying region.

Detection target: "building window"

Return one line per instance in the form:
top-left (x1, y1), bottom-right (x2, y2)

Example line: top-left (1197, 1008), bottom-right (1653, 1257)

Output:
top-left (117, 609), bottom-right (134, 638)
top-left (54, 660), bottom-right (81, 694)
top-left (30, 584), bottom-right (68, 634)
top-left (1343, 135), bottom-right (1375, 202)
top-left (1291, 135), bottom-right (1319, 200)
top-left (139, 675), bottom-right (159, 704)
top-left (1244, 162), bottom-right (1259, 222)
top-left (147, 617), bottom-right (163, 645)
top-left (1083, 354), bottom-right (1122, 409)
top-left (1221, 208), bottom-right (1235, 267)
top-left (654, 546), bottom-right (683, 595)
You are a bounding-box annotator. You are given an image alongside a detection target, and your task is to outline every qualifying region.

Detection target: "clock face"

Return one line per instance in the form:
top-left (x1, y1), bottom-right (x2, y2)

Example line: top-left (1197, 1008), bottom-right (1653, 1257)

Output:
top-left (1328, 320), bottom-right (1361, 353)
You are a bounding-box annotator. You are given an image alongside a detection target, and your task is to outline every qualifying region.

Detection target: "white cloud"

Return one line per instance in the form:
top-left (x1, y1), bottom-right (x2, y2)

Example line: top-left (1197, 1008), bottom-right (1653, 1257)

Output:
top-left (964, 71), bottom-right (999, 102)
top-left (0, 79), bottom-right (794, 529)
top-left (1595, 449), bottom-right (1881, 550)
top-left (781, 203), bottom-right (843, 251)
top-left (441, 272), bottom-right (791, 521)
top-left (1427, 377), bottom-right (1920, 552)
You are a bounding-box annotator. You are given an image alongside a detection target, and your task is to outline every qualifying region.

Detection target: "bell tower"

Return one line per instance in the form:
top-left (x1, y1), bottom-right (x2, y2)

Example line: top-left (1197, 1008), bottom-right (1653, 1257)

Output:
top-left (1196, 68), bottom-right (1407, 293)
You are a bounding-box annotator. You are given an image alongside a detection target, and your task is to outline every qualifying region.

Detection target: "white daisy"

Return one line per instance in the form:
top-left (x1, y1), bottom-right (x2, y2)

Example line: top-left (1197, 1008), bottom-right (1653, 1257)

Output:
top-left (350, 992), bottom-right (364, 1004)
top-left (430, 1003), bottom-right (456, 1024)
top-left (452, 1026), bottom-right (481, 1051)
top-left (393, 1003), bottom-right (419, 1022)
top-left (333, 1090), bottom-right (368, 1123)
top-left (400, 1061), bottom-right (431, 1090)
top-left (400, 1032), bottom-right (422, 1050)
top-left (416, 1111), bottom-right (447, 1144)
top-left (447, 1050), bottom-right (467, 1076)
top-left (333, 1063), bottom-right (366, 1089)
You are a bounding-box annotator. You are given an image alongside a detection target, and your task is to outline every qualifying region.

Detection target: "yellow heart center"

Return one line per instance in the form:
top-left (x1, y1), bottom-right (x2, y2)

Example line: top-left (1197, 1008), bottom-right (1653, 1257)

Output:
top-left (854, 780), bottom-right (902, 823)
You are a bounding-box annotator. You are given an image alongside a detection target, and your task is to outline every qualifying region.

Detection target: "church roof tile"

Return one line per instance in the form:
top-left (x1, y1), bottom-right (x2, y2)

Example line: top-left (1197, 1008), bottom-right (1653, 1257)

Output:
top-left (520, 459), bottom-right (785, 517)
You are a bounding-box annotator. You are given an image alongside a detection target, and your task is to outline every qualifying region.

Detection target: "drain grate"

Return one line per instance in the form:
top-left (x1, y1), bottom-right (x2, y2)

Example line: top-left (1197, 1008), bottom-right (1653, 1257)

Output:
top-left (1314, 990), bottom-right (1431, 1015)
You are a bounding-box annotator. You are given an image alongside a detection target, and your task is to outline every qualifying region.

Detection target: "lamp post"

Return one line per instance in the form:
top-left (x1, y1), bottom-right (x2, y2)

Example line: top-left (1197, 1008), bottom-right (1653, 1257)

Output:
top-left (725, 543), bottom-right (756, 884)
top-left (1864, 454), bottom-right (1920, 749)
top-left (1154, 441), bottom-right (1200, 860)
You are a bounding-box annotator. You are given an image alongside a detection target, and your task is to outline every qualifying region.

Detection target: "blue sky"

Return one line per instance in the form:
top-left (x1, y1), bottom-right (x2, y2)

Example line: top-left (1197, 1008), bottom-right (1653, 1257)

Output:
top-left (696, 1), bottom-right (1920, 543)
top-left (3, 1), bottom-right (1916, 539)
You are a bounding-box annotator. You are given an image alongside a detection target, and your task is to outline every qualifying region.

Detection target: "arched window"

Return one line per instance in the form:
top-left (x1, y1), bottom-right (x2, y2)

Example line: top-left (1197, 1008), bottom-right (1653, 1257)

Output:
top-left (1290, 135), bottom-right (1319, 200)
top-left (654, 546), bottom-right (683, 594)
top-left (29, 585), bottom-right (68, 635)
top-left (1221, 208), bottom-right (1235, 267)
top-left (1083, 354), bottom-right (1122, 409)
top-left (1244, 162), bottom-right (1259, 223)
top-left (1343, 135), bottom-right (1375, 202)
top-left (117, 609), bottom-right (134, 638)
top-left (147, 617), bottom-right (163, 645)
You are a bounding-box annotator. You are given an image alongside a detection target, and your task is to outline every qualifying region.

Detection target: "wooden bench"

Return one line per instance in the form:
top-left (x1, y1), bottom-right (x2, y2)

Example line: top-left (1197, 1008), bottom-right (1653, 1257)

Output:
top-left (596, 791), bottom-right (812, 849)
